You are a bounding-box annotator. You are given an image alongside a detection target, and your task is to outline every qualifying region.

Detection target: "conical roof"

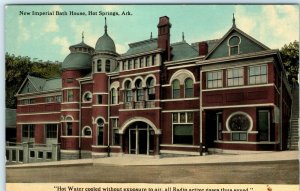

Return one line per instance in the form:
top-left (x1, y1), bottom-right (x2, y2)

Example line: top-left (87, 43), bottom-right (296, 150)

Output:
top-left (95, 18), bottom-right (116, 53)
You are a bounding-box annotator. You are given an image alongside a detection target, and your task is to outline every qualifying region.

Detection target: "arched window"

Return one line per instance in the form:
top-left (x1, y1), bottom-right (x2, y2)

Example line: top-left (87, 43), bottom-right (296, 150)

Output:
top-left (135, 79), bottom-right (144, 101)
top-left (146, 77), bottom-right (155, 100)
top-left (97, 118), bottom-right (104, 145)
top-left (124, 81), bottom-right (132, 102)
top-left (105, 60), bottom-right (110, 72)
top-left (97, 60), bottom-right (102, 72)
top-left (184, 78), bottom-right (193, 98)
top-left (82, 126), bottom-right (92, 136)
top-left (111, 88), bottom-right (117, 104)
top-left (172, 79), bottom-right (180, 99)
top-left (228, 36), bottom-right (240, 56)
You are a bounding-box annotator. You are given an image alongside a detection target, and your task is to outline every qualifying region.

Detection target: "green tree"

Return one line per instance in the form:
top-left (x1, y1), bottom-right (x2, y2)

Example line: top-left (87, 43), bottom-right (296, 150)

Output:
top-left (5, 53), bottom-right (61, 108)
top-left (280, 40), bottom-right (299, 84)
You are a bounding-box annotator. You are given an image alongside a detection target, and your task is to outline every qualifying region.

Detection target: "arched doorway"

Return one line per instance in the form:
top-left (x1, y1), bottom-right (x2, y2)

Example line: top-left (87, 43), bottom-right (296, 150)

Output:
top-left (124, 122), bottom-right (155, 155)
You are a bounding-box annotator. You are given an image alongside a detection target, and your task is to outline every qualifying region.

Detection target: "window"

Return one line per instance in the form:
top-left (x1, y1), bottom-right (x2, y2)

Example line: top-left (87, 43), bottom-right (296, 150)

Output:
top-left (97, 60), bottom-right (102, 72)
top-left (146, 56), bottom-right (150, 66)
top-left (172, 80), bottom-right (180, 99)
top-left (228, 113), bottom-right (251, 141)
top-left (55, 95), bottom-right (62, 102)
top-left (152, 55), bottom-right (156, 66)
top-left (65, 117), bottom-right (73, 136)
top-left (249, 65), bottom-right (267, 85)
top-left (66, 78), bottom-right (73, 83)
top-left (46, 124), bottom-right (57, 138)
top-left (105, 60), bottom-right (110, 72)
top-left (228, 36), bottom-right (240, 56)
top-left (19, 150), bottom-right (23, 162)
top-left (124, 81), bottom-right (132, 102)
top-left (140, 58), bottom-right (144, 68)
top-left (46, 97), bottom-right (53, 102)
top-left (184, 78), bottom-right (193, 98)
top-left (146, 77), bottom-right (155, 100)
top-left (82, 126), bottom-right (92, 136)
top-left (67, 90), bottom-right (73, 102)
top-left (112, 118), bottom-right (119, 145)
top-left (128, 60), bottom-right (133, 70)
top-left (97, 95), bottom-right (103, 104)
top-left (227, 68), bottom-right (244, 86)
top-left (22, 124), bottom-right (35, 140)
top-left (111, 88), bottom-right (117, 104)
top-left (134, 59), bottom-right (139, 69)
top-left (97, 118), bottom-right (104, 145)
top-left (38, 151), bottom-right (43, 159)
top-left (12, 150), bottom-right (16, 161)
top-left (207, 70), bottom-right (223, 88)
top-left (172, 112), bottom-right (193, 144)
top-left (123, 61), bottom-right (128, 71)
top-left (135, 79), bottom-right (144, 101)
top-left (83, 92), bottom-right (92, 102)
top-left (30, 150), bottom-right (35, 158)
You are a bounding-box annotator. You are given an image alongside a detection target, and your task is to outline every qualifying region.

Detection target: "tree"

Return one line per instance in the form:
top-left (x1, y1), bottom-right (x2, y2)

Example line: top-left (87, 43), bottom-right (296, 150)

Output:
top-left (5, 53), bottom-right (61, 108)
top-left (280, 41), bottom-right (299, 84)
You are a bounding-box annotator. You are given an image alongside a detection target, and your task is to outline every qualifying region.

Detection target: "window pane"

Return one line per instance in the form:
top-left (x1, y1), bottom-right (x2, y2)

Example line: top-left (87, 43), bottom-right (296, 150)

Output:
top-left (261, 75), bottom-right (267, 83)
top-left (228, 70), bottom-right (232, 78)
top-left (173, 124), bottom-right (193, 144)
top-left (180, 113), bottom-right (186, 123)
top-left (261, 65), bottom-right (267, 74)
top-left (173, 113), bottom-right (178, 123)
top-left (187, 112), bottom-right (193, 123)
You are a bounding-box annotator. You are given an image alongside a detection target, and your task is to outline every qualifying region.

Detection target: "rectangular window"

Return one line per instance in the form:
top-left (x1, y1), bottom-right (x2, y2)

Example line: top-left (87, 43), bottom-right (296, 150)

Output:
top-left (230, 46), bottom-right (239, 55)
top-left (172, 112), bottom-right (193, 144)
top-left (113, 129), bottom-right (120, 145)
top-left (140, 58), bottom-right (144, 68)
top-left (67, 90), bottom-right (73, 102)
top-left (128, 60), bottom-right (133, 70)
top-left (249, 65), bottom-right (267, 85)
top-left (45, 97), bottom-right (53, 102)
top-left (232, 132), bottom-right (247, 141)
top-left (46, 124), bottom-right (57, 138)
top-left (125, 91), bottom-right (132, 102)
top-left (38, 151), bottom-right (43, 159)
top-left (66, 122), bottom-right (72, 136)
top-left (152, 55), bottom-right (156, 66)
top-left (146, 56), bottom-right (150, 66)
top-left (18, 150), bottom-right (23, 162)
top-left (227, 68), bottom-right (244, 86)
top-left (30, 150), bottom-right (35, 158)
top-left (207, 70), bottom-right (223, 88)
top-left (6, 150), bottom-right (10, 161)
top-left (12, 150), bottom-right (16, 161)
top-left (97, 95), bottom-right (103, 104)
top-left (29, 99), bottom-right (35, 104)
top-left (22, 124), bottom-right (35, 140)
top-left (123, 61), bottom-right (128, 71)
top-left (55, 95), bottom-right (62, 102)
top-left (134, 59), bottom-right (139, 69)
top-left (137, 89), bottom-right (144, 101)
top-left (66, 78), bottom-right (73, 83)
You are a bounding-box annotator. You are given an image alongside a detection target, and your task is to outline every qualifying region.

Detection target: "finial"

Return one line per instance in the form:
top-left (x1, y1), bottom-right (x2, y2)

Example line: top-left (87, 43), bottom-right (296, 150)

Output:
top-left (82, 31), bottom-right (84, 42)
top-left (182, 32), bottom-right (185, 42)
top-left (104, 17), bottom-right (107, 34)
top-left (232, 13), bottom-right (236, 27)
top-left (150, 32), bottom-right (152, 39)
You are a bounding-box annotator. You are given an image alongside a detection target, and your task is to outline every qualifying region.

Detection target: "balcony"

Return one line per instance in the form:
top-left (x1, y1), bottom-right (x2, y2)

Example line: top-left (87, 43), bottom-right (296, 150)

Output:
top-left (124, 101), bottom-right (155, 109)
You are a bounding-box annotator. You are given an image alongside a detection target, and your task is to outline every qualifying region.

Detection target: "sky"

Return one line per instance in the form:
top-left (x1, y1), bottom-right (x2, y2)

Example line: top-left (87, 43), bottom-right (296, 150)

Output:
top-left (4, 4), bottom-right (300, 62)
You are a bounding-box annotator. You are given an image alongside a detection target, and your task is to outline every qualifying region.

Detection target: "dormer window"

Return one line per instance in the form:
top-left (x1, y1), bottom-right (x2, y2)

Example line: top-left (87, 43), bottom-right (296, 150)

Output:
top-left (228, 36), bottom-right (240, 56)
top-left (97, 60), bottom-right (102, 72)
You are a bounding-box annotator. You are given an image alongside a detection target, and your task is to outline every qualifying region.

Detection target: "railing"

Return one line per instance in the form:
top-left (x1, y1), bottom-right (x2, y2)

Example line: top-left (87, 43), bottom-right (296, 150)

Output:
top-left (124, 101), bottom-right (155, 109)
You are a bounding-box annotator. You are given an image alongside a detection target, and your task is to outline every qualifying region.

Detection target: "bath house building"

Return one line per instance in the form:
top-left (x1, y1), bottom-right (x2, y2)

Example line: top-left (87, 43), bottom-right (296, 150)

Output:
top-left (12, 16), bottom-right (292, 162)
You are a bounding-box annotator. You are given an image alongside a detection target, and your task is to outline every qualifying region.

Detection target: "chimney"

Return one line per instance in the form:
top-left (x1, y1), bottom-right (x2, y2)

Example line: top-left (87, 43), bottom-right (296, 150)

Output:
top-left (157, 16), bottom-right (172, 61)
top-left (199, 42), bottom-right (208, 56)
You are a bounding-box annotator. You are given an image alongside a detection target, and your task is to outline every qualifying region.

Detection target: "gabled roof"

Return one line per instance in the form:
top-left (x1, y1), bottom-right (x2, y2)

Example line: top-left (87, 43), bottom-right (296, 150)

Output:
top-left (122, 38), bottom-right (158, 56)
top-left (17, 75), bottom-right (62, 95)
top-left (205, 26), bottom-right (270, 60)
top-left (171, 41), bottom-right (199, 61)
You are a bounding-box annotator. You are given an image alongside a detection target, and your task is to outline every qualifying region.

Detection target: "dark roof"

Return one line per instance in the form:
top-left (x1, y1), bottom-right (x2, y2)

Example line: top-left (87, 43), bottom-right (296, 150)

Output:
top-left (24, 75), bottom-right (61, 93)
top-left (171, 41), bottom-right (199, 61)
top-left (70, 41), bottom-right (94, 50)
top-left (6, 108), bottom-right (16, 128)
top-left (62, 52), bottom-right (92, 70)
top-left (95, 33), bottom-right (116, 53)
top-left (123, 38), bottom-right (158, 56)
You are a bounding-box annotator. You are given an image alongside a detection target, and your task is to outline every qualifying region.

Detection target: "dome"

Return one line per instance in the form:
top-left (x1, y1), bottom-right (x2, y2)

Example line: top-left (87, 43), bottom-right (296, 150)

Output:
top-left (94, 18), bottom-right (116, 53)
top-left (95, 33), bottom-right (116, 53)
top-left (62, 52), bottom-right (92, 70)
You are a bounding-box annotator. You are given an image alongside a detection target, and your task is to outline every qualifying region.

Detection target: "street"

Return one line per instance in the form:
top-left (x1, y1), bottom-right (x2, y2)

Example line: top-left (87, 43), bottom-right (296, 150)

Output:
top-left (6, 160), bottom-right (299, 184)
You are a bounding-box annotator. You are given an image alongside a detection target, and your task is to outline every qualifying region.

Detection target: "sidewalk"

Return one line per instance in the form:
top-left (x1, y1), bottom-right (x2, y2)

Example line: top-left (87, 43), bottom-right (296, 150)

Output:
top-left (6, 150), bottom-right (299, 168)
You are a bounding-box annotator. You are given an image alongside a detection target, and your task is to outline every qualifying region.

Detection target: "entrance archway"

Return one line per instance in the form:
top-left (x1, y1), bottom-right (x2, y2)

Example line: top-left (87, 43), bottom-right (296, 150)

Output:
top-left (124, 121), bottom-right (155, 155)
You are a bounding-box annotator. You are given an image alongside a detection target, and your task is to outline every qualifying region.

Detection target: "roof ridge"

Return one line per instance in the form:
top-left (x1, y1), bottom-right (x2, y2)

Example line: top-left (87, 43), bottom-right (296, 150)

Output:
top-left (129, 38), bottom-right (158, 48)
